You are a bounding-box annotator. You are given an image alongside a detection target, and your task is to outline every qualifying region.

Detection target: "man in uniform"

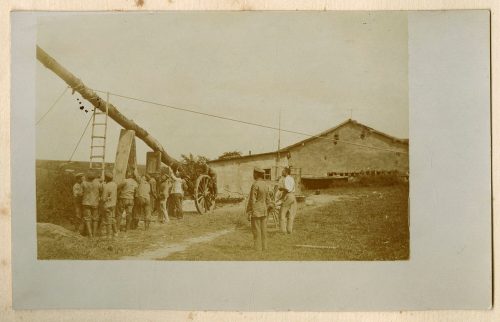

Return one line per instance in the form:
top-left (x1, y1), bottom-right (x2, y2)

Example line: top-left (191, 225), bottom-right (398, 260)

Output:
top-left (137, 175), bottom-right (152, 230)
top-left (246, 167), bottom-right (272, 251)
top-left (81, 171), bottom-right (102, 238)
top-left (278, 167), bottom-right (297, 234)
top-left (158, 174), bottom-right (171, 223)
top-left (117, 171), bottom-right (138, 232)
top-left (101, 172), bottom-right (118, 239)
top-left (203, 163), bottom-right (218, 210)
top-left (72, 173), bottom-right (84, 233)
top-left (149, 174), bottom-right (159, 219)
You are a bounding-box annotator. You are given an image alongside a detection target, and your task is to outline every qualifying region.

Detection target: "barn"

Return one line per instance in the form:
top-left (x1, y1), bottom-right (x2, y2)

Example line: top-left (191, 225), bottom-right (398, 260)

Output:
top-left (208, 119), bottom-right (409, 197)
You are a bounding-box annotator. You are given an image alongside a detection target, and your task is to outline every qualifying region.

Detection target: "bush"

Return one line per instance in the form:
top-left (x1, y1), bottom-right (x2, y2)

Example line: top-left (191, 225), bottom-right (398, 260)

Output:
top-left (36, 167), bottom-right (75, 227)
top-left (355, 173), bottom-right (406, 186)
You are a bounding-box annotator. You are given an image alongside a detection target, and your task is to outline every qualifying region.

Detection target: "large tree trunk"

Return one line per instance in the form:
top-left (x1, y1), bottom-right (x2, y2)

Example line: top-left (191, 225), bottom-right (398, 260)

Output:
top-left (36, 45), bottom-right (180, 169)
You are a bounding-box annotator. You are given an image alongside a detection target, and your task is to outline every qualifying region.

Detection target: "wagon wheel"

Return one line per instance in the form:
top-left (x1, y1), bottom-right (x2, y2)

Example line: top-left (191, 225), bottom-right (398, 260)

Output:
top-left (194, 174), bottom-right (216, 214)
top-left (269, 185), bottom-right (280, 229)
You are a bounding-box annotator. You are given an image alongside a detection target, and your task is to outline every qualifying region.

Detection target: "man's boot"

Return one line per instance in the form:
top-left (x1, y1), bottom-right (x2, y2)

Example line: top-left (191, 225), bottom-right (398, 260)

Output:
top-left (125, 215), bottom-right (131, 232)
top-left (93, 222), bottom-right (99, 238)
top-left (112, 223), bottom-right (118, 238)
top-left (106, 224), bottom-right (111, 240)
top-left (86, 221), bottom-right (93, 239)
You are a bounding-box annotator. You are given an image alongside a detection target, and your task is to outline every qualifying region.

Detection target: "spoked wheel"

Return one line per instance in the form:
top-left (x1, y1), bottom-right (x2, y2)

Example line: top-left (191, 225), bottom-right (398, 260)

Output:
top-left (194, 174), bottom-right (216, 214)
top-left (269, 184), bottom-right (280, 229)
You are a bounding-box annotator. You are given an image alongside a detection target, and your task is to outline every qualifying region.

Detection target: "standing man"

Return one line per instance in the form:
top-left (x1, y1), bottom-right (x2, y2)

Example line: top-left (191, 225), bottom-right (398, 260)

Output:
top-left (101, 172), bottom-right (118, 239)
top-left (170, 169), bottom-right (185, 219)
top-left (278, 167), bottom-right (297, 234)
top-left (72, 173), bottom-right (84, 233)
top-left (246, 167), bottom-right (271, 251)
top-left (203, 163), bottom-right (218, 210)
top-left (148, 174), bottom-right (158, 218)
top-left (137, 175), bottom-right (152, 230)
top-left (81, 171), bottom-right (102, 238)
top-left (158, 174), bottom-right (171, 223)
top-left (203, 163), bottom-right (218, 195)
top-left (117, 171), bottom-right (138, 232)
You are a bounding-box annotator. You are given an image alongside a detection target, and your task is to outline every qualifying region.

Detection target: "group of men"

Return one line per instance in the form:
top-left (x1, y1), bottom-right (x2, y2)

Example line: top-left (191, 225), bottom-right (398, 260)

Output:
top-left (72, 168), bottom-right (187, 239)
top-left (246, 167), bottom-right (297, 251)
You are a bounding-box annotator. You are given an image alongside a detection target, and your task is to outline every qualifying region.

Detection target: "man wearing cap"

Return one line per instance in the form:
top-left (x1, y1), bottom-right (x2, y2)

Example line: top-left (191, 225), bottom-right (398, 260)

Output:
top-left (203, 163), bottom-right (218, 196)
top-left (148, 174), bottom-right (158, 218)
top-left (136, 175), bottom-right (152, 230)
top-left (101, 172), bottom-right (118, 239)
top-left (170, 169), bottom-right (185, 219)
top-left (279, 167), bottom-right (297, 234)
top-left (81, 171), bottom-right (102, 238)
top-left (72, 173), bottom-right (84, 233)
top-left (246, 167), bottom-right (272, 251)
top-left (117, 171), bottom-right (138, 232)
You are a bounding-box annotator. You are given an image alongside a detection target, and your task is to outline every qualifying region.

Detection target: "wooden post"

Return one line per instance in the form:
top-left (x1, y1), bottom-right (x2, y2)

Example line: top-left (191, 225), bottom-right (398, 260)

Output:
top-left (146, 151), bottom-right (162, 175)
top-left (113, 129), bottom-right (137, 184)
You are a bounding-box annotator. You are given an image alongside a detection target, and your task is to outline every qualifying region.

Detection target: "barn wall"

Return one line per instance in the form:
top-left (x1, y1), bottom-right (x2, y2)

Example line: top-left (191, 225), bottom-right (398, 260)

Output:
top-left (288, 122), bottom-right (409, 177)
top-left (210, 154), bottom-right (277, 197)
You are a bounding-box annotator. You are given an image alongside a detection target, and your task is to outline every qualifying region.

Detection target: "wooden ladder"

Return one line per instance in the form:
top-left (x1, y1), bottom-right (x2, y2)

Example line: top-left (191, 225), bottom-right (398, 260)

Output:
top-left (268, 207), bottom-right (280, 229)
top-left (89, 92), bottom-right (109, 178)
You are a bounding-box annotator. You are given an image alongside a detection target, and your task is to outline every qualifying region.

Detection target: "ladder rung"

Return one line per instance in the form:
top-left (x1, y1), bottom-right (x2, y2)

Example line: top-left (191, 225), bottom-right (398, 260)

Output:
top-left (90, 108), bottom-right (107, 167)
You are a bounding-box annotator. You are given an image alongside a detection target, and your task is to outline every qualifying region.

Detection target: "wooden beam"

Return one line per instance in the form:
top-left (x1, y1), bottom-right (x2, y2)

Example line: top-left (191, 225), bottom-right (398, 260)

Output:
top-left (36, 45), bottom-right (180, 170)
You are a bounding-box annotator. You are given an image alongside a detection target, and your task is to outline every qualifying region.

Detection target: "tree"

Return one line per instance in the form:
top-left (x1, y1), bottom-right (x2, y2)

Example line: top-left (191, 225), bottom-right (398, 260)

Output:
top-left (217, 151), bottom-right (242, 160)
top-left (178, 153), bottom-right (210, 196)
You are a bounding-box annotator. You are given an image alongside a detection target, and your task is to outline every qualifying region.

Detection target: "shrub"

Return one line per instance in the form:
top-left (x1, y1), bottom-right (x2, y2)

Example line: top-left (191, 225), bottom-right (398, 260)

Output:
top-left (36, 168), bottom-right (75, 227)
top-left (355, 173), bottom-right (406, 186)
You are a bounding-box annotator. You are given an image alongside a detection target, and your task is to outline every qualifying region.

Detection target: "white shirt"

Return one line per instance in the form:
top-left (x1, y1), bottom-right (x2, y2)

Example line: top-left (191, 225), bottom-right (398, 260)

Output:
top-left (284, 175), bottom-right (295, 193)
top-left (171, 174), bottom-right (185, 195)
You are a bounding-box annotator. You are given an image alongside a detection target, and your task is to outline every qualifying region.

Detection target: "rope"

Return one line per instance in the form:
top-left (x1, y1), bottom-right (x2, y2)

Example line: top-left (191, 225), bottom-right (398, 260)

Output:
top-left (90, 88), bottom-right (408, 155)
top-left (35, 86), bottom-right (69, 125)
top-left (68, 116), bottom-right (93, 161)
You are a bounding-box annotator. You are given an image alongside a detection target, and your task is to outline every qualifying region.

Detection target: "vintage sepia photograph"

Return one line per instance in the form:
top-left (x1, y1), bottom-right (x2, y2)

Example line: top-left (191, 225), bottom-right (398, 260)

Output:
top-left (35, 11), bottom-right (409, 261)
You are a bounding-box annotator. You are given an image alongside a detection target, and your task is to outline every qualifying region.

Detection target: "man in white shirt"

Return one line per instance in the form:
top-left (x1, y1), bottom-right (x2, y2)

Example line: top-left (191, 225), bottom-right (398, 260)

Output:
top-left (158, 174), bottom-right (172, 223)
top-left (170, 169), bottom-right (186, 219)
top-left (278, 167), bottom-right (297, 234)
top-left (72, 173), bottom-right (84, 233)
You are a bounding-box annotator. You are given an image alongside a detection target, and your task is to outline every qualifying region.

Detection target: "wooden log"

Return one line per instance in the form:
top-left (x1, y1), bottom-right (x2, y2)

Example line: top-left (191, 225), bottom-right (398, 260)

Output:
top-left (36, 46), bottom-right (180, 169)
top-left (294, 244), bottom-right (338, 249)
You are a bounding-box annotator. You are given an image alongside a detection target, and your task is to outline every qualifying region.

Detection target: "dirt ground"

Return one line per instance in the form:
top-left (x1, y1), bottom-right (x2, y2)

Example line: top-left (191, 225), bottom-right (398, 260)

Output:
top-left (37, 184), bottom-right (409, 261)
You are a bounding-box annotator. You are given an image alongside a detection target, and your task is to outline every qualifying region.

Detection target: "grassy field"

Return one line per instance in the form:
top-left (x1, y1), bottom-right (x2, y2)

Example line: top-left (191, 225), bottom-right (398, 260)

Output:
top-left (38, 184), bottom-right (409, 261)
top-left (165, 184), bottom-right (409, 261)
top-left (37, 205), bottom-right (242, 260)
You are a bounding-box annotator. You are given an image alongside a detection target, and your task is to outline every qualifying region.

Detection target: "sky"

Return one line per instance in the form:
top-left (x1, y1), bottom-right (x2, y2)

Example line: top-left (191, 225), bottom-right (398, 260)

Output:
top-left (36, 11), bottom-right (408, 164)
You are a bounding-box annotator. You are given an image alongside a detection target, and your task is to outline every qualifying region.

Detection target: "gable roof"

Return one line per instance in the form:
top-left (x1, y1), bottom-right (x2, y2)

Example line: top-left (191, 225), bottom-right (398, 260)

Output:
top-left (285, 119), bottom-right (408, 150)
top-left (208, 119), bottom-right (408, 164)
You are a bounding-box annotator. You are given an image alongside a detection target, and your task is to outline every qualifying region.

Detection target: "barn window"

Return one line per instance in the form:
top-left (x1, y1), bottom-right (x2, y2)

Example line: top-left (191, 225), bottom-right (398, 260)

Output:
top-left (263, 168), bottom-right (271, 180)
top-left (360, 132), bottom-right (366, 139)
top-left (333, 133), bottom-right (339, 145)
top-left (324, 156), bottom-right (327, 160)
